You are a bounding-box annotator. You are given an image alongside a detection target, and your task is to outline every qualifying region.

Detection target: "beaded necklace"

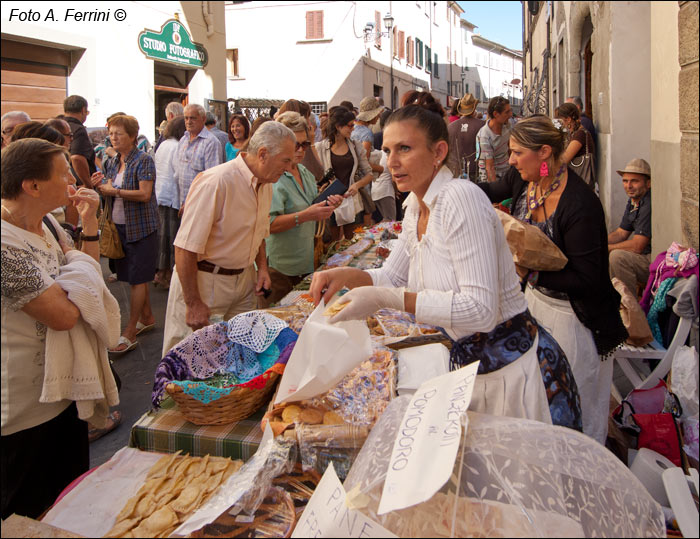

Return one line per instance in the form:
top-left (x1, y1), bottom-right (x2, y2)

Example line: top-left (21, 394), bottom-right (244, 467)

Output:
top-left (526, 164), bottom-right (566, 220)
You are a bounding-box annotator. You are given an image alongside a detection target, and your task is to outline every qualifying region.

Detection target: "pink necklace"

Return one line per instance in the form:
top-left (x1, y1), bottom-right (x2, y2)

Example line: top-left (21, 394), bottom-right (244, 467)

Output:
top-left (526, 164), bottom-right (566, 220)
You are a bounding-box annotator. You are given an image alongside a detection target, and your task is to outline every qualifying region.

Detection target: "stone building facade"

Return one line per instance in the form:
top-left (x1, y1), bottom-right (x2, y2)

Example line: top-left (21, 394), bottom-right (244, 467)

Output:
top-left (521, 1), bottom-right (698, 254)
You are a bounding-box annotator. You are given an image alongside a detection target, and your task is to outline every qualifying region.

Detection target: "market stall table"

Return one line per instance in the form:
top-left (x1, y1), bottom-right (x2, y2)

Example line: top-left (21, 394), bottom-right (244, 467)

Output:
top-left (129, 397), bottom-right (265, 461)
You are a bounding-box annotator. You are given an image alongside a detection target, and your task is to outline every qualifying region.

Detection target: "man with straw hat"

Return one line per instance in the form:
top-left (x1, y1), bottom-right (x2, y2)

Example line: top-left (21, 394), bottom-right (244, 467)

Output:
top-left (447, 93), bottom-right (484, 181)
top-left (608, 158), bottom-right (653, 296)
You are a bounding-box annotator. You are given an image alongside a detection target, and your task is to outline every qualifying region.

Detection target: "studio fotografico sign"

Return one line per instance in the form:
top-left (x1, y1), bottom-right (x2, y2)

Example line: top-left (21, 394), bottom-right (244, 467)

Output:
top-left (138, 20), bottom-right (208, 68)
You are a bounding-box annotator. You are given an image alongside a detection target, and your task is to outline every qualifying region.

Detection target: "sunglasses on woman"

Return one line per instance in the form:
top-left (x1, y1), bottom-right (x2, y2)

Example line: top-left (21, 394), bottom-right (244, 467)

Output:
top-left (295, 141), bottom-right (311, 151)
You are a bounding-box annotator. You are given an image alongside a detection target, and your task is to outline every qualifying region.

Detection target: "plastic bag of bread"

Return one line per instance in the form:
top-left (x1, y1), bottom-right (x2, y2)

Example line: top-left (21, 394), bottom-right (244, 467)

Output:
top-left (495, 209), bottom-right (568, 271)
top-left (343, 396), bottom-right (665, 538)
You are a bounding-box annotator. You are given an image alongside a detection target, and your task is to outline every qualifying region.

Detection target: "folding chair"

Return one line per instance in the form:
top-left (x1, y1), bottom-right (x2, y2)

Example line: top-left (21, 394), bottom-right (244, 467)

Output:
top-left (612, 316), bottom-right (692, 400)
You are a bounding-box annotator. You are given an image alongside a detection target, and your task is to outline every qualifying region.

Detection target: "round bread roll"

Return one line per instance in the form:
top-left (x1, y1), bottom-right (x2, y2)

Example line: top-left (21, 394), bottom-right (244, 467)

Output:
top-left (300, 408), bottom-right (323, 424)
top-left (281, 405), bottom-right (302, 423)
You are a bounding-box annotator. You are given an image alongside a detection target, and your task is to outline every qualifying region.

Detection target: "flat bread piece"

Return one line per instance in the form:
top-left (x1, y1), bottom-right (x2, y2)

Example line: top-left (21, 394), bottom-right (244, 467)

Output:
top-left (323, 301), bottom-right (348, 317)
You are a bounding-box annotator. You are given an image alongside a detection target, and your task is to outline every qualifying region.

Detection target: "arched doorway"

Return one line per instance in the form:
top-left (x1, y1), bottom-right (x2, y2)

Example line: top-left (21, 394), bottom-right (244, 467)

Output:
top-left (580, 15), bottom-right (594, 115)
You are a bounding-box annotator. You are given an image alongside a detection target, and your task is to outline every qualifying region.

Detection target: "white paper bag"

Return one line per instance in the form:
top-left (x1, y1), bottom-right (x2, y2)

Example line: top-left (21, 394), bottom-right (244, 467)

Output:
top-left (275, 301), bottom-right (372, 404)
top-left (397, 343), bottom-right (450, 393)
top-left (334, 196), bottom-right (356, 226)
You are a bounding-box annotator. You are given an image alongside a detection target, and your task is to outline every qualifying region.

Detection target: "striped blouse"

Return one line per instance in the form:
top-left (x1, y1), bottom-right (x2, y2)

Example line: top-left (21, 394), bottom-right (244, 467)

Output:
top-left (366, 167), bottom-right (527, 340)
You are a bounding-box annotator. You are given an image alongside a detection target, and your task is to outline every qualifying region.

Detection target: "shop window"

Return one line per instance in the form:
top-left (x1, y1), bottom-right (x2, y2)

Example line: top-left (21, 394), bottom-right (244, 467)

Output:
top-left (305, 10), bottom-right (324, 39)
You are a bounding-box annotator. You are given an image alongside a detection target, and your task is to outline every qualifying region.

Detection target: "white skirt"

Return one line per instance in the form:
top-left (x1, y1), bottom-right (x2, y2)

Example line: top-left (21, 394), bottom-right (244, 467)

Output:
top-left (469, 333), bottom-right (552, 425)
top-left (525, 286), bottom-right (613, 444)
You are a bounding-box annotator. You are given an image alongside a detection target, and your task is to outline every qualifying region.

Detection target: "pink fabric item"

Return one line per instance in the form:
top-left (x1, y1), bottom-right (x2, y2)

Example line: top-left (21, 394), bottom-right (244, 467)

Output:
top-left (640, 246), bottom-right (699, 313)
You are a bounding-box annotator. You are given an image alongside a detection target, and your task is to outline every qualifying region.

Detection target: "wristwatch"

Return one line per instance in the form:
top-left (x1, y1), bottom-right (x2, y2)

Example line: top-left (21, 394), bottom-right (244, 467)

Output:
top-left (80, 231), bottom-right (100, 242)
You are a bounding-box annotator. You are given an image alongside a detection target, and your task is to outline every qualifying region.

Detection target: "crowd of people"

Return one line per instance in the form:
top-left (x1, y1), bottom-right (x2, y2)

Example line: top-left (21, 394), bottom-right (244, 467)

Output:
top-left (3, 86), bottom-right (659, 520)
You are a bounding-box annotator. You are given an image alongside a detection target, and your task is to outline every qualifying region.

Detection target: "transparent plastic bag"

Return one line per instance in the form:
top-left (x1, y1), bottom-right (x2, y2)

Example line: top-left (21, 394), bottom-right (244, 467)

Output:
top-left (262, 298), bottom-right (316, 334)
top-left (268, 347), bottom-right (396, 481)
top-left (371, 309), bottom-right (440, 338)
top-left (344, 396), bottom-right (666, 538)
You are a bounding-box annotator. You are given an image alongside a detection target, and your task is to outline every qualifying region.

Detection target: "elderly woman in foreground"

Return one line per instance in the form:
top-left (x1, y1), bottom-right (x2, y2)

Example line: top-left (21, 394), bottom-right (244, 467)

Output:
top-left (1, 138), bottom-right (108, 519)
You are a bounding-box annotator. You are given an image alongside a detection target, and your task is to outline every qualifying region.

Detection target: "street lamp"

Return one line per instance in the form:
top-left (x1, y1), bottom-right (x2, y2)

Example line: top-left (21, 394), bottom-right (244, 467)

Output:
top-left (363, 12), bottom-right (395, 108)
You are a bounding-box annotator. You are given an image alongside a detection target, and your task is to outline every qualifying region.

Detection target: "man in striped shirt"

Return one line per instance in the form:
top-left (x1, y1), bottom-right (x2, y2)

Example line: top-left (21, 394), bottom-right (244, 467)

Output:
top-left (477, 96), bottom-right (513, 183)
top-left (174, 104), bottom-right (223, 214)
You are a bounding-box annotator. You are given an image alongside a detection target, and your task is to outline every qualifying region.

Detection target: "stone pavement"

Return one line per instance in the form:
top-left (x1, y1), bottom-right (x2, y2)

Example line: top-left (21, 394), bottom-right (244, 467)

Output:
top-left (89, 259), bottom-right (171, 468)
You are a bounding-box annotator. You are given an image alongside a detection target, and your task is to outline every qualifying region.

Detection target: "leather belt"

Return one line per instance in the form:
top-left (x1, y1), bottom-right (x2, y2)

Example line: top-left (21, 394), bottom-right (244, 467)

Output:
top-left (197, 260), bottom-right (244, 275)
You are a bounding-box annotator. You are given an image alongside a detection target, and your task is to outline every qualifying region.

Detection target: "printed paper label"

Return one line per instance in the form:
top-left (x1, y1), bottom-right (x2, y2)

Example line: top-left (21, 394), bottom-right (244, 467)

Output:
top-left (378, 363), bottom-right (479, 515)
top-left (292, 465), bottom-right (397, 538)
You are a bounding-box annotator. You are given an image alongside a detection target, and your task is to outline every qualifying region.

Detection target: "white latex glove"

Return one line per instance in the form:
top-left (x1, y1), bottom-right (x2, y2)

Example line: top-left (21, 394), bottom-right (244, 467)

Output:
top-left (330, 286), bottom-right (405, 323)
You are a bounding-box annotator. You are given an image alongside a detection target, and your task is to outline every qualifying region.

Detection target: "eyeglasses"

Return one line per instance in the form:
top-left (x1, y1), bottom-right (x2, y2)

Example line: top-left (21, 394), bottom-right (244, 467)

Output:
top-left (295, 141), bottom-right (311, 151)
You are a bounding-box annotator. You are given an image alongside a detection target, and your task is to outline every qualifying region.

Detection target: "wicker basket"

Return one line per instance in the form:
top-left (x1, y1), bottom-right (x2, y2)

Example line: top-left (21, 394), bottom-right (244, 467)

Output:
top-left (166, 370), bottom-right (280, 426)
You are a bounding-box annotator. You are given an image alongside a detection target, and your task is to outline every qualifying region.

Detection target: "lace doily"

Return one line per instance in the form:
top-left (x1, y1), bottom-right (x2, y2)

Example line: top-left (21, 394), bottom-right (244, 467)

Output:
top-left (227, 311), bottom-right (287, 352)
top-left (345, 397), bottom-right (665, 538)
top-left (172, 321), bottom-right (231, 380)
top-left (169, 380), bottom-right (236, 404)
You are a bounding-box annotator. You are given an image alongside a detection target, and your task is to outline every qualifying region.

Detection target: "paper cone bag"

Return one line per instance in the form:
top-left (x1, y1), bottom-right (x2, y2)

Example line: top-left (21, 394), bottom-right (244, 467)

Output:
top-left (495, 209), bottom-right (568, 271)
top-left (275, 301), bottom-right (372, 404)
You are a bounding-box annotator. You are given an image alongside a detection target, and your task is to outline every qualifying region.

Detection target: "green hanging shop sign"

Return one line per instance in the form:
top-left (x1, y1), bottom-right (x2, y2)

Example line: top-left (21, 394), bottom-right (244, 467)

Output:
top-left (138, 20), bottom-right (208, 68)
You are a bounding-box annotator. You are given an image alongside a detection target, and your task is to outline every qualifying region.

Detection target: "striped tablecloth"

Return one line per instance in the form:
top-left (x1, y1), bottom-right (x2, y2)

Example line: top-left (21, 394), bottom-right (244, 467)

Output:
top-left (128, 398), bottom-right (265, 461)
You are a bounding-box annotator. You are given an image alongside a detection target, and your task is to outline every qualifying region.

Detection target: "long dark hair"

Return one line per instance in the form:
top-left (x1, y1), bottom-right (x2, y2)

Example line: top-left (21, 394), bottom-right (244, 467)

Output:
top-left (323, 107), bottom-right (355, 146)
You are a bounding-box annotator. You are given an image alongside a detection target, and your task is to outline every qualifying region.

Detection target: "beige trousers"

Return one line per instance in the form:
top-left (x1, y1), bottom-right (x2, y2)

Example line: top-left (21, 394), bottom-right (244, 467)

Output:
top-left (161, 265), bottom-right (256, 356)
top-left (609, 249), bottom-right (650, 297)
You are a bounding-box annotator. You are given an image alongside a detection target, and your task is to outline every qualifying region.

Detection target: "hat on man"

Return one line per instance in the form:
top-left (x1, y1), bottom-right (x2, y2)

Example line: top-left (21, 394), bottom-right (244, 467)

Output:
top-left (356, 97), bottom-right (383, 122)
top-left (616, 158), bottom-right (651, 178)
top-left (457, 93), bottom-right (479, 116)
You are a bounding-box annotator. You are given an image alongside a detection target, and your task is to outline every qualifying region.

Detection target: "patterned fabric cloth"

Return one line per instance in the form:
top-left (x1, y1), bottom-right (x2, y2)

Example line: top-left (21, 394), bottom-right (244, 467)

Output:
top-left (647, 277), bottom-right (678, 344)
top-left (227, 311), bottom-right (288, 353)
top-left (446, 310), bottom-right (583, 430)
top-left (641, 248), bottom-right (699, 313)
top-left (151, 322), bottom-right (297, 407)
top-left (102, 147), bottom-right (159, 242)
top-left (130, 399), bottom-right (265, 461)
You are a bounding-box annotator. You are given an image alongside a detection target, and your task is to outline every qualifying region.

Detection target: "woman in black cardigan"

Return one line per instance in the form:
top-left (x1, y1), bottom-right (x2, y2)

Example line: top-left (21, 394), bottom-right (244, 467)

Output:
top-left (479, 116), bottom-right (627, 445)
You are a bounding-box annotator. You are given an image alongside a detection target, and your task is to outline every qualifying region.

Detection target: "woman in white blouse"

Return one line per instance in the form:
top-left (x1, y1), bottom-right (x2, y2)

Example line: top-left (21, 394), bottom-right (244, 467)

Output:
top-left (310, 93), bottom-right (582, 430)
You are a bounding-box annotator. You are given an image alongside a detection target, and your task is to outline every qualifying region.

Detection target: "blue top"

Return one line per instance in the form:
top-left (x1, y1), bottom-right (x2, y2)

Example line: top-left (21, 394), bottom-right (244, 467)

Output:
top-left (350, 124), bottom-right (374, 144)
top-left (225, 142), bottom-right (240, 162)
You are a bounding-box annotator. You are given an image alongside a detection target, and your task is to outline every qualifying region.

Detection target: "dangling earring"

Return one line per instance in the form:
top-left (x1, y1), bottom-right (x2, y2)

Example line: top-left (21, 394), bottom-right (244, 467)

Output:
top-left (539, 161), bottom-right (549, 177)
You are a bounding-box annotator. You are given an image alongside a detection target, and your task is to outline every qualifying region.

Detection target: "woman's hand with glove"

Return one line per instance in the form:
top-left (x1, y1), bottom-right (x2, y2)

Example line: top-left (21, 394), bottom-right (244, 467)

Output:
top-left (329, 286), bottom-right (405, 323)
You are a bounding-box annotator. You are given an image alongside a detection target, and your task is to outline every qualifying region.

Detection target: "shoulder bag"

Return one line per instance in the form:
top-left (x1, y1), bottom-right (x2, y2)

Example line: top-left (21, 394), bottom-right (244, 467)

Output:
top-left (569, 128), bottom-right (596, 190)
top-left (98, 197), bottom-right (125, 259)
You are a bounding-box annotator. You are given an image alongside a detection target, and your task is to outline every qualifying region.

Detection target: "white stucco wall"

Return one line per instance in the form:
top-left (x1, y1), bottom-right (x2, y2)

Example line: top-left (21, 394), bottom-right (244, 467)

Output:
top-left (1, 2), bottom-right (225, 139)
top-left (650, 1), bottom-right (681, 254)
top-left (604, 1), bottom-right (651, 230)
top-left (225, 1), bottom-right (462, 107)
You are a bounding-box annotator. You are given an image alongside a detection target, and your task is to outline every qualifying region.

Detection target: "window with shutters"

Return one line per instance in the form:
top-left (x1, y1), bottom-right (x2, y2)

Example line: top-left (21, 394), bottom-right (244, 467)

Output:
top-left (425, 45), bottom-right (432, 73)
top-left (433, 53), bottom-right (438, 78)
top-left (375, 11), bottom-right (381, 48)
top-left (407, 36), bottom-right (413, 65)
top-left (416, 38), bottom-right (423, 68)
top-left (399, 31), bottom-right (405, 59)
top-left (226, 49), bottom-right (239, 77)
top-left (393, 27), bottom-right (398, 58)
top-left (305, 11), bottom-right (324, 39)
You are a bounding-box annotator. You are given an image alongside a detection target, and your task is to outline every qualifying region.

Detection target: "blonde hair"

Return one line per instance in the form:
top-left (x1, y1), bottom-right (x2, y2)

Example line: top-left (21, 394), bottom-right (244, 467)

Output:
top-left (510, 116), bottom-right (567, 162)
top-left (276, 111), bottom-right (309, 139)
